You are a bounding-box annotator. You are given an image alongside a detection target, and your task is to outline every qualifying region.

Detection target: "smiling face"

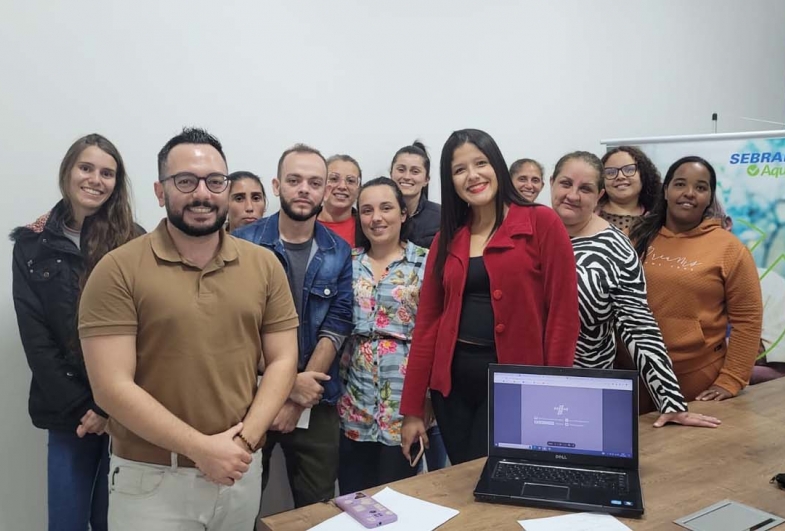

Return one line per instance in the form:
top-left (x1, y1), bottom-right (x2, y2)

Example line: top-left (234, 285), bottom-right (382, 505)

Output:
top-left (603, 151), bottom-right (642, 206)
top-left (66, 145), bottom-right (118, 219)
top-left (391, 153), bottom-right (429, 200)
top-left (550, 158), bottom-right (604, 230)
top-left (324, 159), bottom-right (361, 212)
top-left (664, 162), bottom-right (713, 232)
top-left (511, 161), bottom-right (544, 201)
top-left (450, 142), bottom-right (498, 208)
top-left (228, 178), bottom-right (266, 229)
top-left (358, 184), bottom-right (406, 249)
top-left (154, 143), bottom-right (229, 237)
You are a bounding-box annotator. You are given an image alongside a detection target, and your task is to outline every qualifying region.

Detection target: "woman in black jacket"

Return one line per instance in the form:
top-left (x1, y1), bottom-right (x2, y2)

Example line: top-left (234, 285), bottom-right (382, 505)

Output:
top-left (11, 134), bottom-right (143, 531)
top-left (390, 141), bottom-right (441, 249)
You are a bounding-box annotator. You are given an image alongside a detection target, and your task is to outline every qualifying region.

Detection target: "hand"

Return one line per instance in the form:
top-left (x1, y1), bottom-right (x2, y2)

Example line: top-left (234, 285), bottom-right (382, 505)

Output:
top-left (424, 396), bottom-right (435, 427)
top-left (401, 416), bottom-right (429, 462)
top-left (270, 400), bottom-right (304, 434)
top-left (290, 371), bottom-right (331, 407)
top-left (76, 409), bottom-right (108, 438)
top-left (191, 422), bottom-right (252, 486)
top-left (653, 411), bottom-right (722, 428)
top-left (695, 385), bottom-right (733, 401)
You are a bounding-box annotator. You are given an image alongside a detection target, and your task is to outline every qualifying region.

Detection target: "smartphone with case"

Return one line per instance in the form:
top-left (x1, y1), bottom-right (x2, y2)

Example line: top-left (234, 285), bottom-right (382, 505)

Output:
top-left (408, 436), bottom-right (424, 468)
top-left (334, 491), bottom-right (398, 528)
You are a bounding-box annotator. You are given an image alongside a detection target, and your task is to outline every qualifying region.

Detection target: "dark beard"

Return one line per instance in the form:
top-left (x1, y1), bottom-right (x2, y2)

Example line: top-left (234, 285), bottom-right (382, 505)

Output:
top-left (166, 197), bottom-right (228, 237)
top-left (280, 195), bottom-right (322, 222)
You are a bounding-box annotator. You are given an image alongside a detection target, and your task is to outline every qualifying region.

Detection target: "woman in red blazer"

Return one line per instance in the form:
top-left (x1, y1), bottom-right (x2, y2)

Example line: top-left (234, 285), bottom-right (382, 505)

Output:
top-left (400, 129), bottom-right (579, 465)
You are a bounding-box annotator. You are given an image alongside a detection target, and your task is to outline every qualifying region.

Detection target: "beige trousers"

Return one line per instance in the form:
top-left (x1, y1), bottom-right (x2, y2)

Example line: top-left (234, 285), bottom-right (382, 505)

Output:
top-left (107, 452), bottom-right (262, 531)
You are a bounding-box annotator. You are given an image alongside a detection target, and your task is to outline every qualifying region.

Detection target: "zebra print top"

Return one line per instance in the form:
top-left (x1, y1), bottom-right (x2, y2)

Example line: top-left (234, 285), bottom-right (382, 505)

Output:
top-left (572, 225), bottom-right (687, 413)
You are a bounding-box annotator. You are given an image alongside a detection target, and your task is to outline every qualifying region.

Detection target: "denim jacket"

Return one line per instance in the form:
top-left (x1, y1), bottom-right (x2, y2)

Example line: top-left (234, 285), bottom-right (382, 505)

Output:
top-left (233, 213), bottom-right (353, 404)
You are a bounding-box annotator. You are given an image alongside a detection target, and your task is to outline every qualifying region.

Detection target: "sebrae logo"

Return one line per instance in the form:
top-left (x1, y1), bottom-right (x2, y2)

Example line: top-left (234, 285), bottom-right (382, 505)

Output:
top-left (729, 152), bottom-right (785, 178)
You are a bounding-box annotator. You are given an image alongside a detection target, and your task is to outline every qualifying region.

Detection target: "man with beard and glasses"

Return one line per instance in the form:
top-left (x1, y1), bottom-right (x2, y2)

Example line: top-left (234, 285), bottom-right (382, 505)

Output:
top-left (234, 144), bottom-right (353, 508)
top-left (78, 128), bottom-right (299, 531)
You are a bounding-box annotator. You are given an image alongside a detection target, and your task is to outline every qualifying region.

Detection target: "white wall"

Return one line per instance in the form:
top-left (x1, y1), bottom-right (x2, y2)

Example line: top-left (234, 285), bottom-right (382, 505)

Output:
top-left (1, 0), bottom-right (784, 528)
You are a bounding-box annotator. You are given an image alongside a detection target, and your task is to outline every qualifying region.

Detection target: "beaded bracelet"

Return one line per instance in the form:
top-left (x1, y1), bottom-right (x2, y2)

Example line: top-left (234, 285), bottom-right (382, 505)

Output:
top-left (235, 432), bottom-right (255, 452)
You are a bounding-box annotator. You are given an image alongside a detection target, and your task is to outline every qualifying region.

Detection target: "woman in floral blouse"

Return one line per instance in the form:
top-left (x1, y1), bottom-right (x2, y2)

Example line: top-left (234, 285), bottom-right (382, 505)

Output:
top-left (337, 177), bottom-right (428, 494)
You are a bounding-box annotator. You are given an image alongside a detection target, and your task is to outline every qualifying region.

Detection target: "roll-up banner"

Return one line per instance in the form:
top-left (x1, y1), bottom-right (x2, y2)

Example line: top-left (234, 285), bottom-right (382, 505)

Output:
top-left (601, 131), bottom-right (785, 362)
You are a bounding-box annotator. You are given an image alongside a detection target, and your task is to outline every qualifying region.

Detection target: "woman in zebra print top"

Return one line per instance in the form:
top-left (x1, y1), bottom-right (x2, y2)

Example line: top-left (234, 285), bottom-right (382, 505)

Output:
top-left (549, 151), bottom-right (720, 428)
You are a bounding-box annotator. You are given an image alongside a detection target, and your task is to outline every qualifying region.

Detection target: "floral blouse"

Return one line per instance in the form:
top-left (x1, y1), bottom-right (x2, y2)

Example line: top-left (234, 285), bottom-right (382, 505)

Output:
top-left (338, 241), bottom-right (428, 445)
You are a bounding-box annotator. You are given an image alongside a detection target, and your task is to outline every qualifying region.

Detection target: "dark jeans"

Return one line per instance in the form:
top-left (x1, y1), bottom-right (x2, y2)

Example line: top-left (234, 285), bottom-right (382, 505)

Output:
top-left (338, 435), bottom-right (417, 495)
top-left (47, 430), bottom-right (109, 531)
top-left (431, 342), bottom-right (496, 465)
top-left (261, 403), bottom-right (340, 508)
top-left (422, 425), bottom-right (448, 471)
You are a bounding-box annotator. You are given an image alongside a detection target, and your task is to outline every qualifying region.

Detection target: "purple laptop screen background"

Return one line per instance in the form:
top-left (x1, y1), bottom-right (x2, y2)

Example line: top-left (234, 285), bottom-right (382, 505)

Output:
top-left (493, 382), bottom-right (633, 458)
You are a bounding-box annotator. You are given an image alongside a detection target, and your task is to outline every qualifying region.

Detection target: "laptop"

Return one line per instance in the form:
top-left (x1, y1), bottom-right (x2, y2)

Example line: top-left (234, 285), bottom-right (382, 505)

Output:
top-left (473, 364), bottom-right (644, 517)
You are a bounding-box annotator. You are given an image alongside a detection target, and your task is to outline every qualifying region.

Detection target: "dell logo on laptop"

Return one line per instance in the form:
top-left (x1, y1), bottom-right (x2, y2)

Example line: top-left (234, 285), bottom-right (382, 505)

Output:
top-left (555, 454), bottom-right (568, 460)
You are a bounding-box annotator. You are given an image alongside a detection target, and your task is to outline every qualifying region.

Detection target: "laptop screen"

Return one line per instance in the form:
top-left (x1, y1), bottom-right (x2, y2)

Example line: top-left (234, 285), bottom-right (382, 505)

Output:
top-left (492, 372), bottom-right (634, 459)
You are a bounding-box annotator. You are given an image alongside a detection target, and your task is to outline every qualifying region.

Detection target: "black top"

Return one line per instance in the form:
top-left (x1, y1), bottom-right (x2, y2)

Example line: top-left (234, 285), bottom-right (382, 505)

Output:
top-left (408, 194), bottom-right (441, 249)
top-left (457, 256), bottom-right (495, 346)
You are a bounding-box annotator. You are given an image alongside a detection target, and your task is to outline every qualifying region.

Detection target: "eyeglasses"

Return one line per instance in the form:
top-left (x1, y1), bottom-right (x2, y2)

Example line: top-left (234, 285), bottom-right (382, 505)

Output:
top-left (160, 172), bottom-right (229, 193)
top-left (327, 172), bottom-right (360, 187)
top-left (603, 164), bottom-right (638, 180)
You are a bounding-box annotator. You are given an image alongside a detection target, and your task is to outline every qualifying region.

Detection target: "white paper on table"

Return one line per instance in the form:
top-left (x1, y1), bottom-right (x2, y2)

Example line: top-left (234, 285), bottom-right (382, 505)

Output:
top-left (308, 487), bottom-right (459, 531)
top-left (296, 408), bottom-right (311, 429)
top-left (518, 512), bottom-right (632, 531)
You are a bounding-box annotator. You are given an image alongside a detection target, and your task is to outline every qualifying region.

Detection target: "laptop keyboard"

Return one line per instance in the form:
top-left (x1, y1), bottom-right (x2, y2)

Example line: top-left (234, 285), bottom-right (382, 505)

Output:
top-left (492, 461), bottom-right (629, 493)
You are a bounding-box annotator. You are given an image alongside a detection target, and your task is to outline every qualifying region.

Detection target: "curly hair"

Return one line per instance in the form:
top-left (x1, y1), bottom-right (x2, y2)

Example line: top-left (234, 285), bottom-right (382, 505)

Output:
top-left (600, 146), bottom-right (662, 213)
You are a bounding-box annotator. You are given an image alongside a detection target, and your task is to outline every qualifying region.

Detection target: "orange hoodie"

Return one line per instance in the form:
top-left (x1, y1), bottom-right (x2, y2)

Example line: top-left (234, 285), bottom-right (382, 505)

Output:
top-left (643, 218), bottom-right (762, 397)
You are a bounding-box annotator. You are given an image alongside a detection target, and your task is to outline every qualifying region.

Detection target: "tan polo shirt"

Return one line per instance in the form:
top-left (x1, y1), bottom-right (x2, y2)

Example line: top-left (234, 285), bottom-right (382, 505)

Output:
top-left (79, 219), bottom-right (298, 466)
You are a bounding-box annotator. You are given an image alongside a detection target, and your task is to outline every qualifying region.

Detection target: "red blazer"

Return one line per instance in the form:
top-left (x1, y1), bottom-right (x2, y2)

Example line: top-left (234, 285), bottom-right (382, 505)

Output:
top-left (400, 204), bottom-right (579, 418)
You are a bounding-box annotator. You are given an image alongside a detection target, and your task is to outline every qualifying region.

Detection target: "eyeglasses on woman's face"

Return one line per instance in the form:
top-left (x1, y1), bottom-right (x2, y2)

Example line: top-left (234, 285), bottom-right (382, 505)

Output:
top-left (603, 164), bottom-right (638, 180)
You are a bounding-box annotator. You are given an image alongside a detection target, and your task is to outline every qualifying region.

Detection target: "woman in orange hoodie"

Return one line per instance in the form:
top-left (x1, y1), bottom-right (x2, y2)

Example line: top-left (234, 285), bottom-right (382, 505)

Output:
top-left (630, 156), bottom-right (762, 402)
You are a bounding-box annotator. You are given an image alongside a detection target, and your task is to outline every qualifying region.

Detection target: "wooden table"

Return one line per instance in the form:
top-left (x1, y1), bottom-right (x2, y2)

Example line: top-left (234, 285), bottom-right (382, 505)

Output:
top-left (260, 378), bottom-right (785, 530)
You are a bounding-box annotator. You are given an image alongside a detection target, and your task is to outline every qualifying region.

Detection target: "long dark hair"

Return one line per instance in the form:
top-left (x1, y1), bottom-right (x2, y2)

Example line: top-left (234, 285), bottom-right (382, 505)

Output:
top-left (600, 145), bottom-right (662, 213)
top-left (629, 155), bottom-right (717, 260)
top-left (434, 129), bottom-right (532, 277)
top-left (354, 177), bottom-right (412, 251)
top-left (391, 140), bottom-right (430, 199)
top-left (59, 134), bottom-right (141, 285)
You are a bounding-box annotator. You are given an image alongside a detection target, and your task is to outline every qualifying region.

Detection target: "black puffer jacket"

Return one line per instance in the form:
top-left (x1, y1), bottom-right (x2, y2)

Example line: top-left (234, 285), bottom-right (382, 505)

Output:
top-left (408, 194), bottom-right (441, 249)
top-left (10, 200), bottom-right (143, 431)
